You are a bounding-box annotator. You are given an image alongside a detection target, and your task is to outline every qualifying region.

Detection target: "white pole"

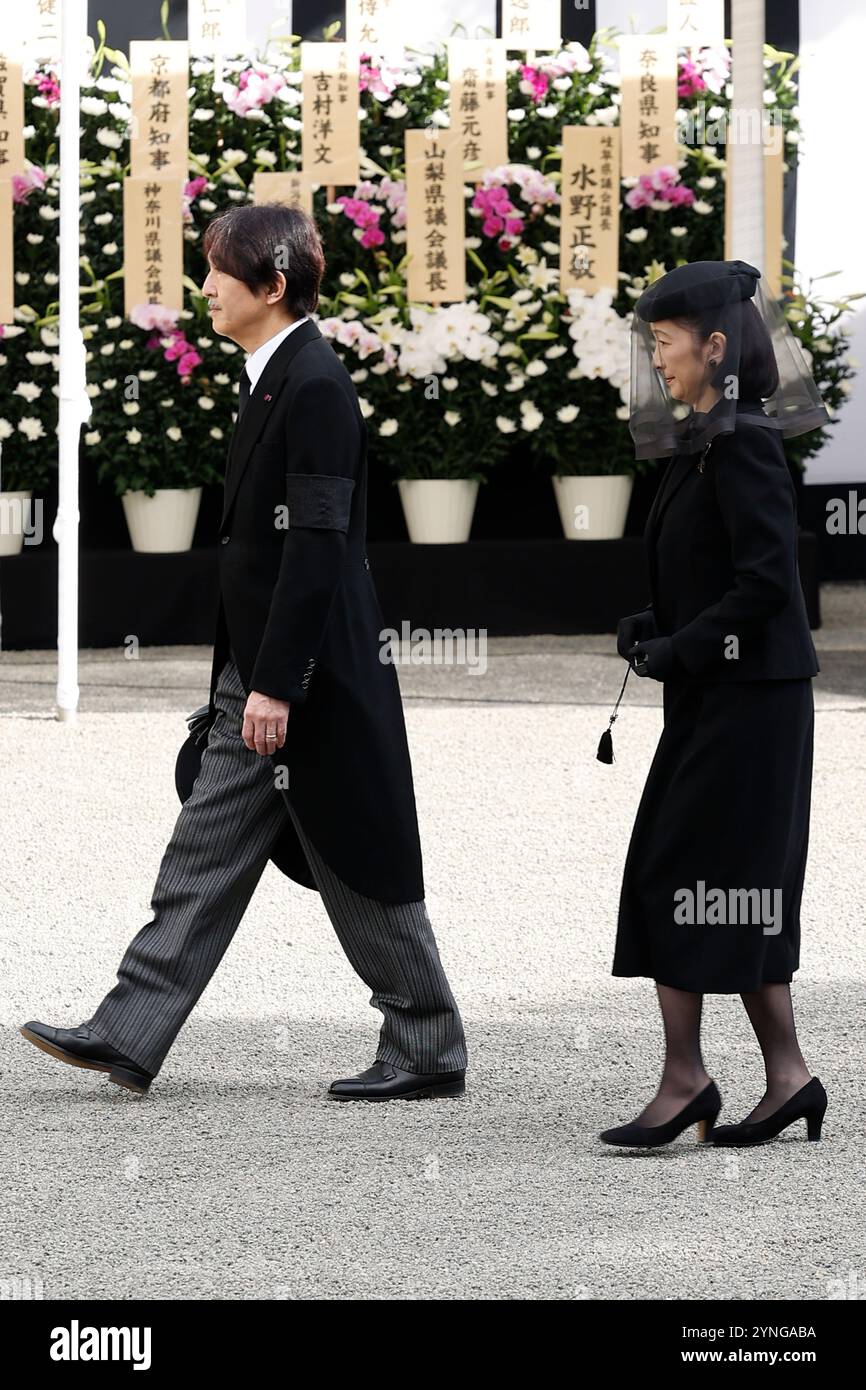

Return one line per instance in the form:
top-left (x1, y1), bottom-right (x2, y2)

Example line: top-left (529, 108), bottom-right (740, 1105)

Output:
top-left (728, 0), bottom-right (766, 270)
top-left (54, 0), bottom-right (91, 723)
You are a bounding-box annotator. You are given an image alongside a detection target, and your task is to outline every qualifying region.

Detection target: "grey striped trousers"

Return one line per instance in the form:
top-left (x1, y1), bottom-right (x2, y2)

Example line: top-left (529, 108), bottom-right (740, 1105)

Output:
top-left (85, 657), bottom-right (467, 1079)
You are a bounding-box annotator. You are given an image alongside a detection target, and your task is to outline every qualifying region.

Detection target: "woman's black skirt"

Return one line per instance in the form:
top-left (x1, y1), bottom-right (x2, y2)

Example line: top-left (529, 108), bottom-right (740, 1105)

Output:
top-left (612, 674), bottom-right (815, 993)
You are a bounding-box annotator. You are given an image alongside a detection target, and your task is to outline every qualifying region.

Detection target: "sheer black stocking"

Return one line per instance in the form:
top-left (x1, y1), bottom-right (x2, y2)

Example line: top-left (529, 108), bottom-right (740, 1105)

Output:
top-left (738, 983), bottom-right (812, 1122)
top-left (631, 983), bottom-right (713, 1127)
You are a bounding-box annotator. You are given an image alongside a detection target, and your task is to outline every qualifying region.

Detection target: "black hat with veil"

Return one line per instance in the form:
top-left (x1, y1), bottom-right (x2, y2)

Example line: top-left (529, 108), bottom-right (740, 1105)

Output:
top-left (628, 259), bottom-right (829, 460)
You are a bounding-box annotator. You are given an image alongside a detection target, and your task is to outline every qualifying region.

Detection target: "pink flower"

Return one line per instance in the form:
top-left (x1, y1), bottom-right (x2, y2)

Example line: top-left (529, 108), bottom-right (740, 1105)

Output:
top-left (182, 175), bottom-right (209, 222)
top-left (359, 56), bottom-right (401, 100)
top-left (11, 166), bottom-right (46, 204)
top-left (338, 191), bottom-right (386, 244)
top-left (224, 67), bottom-right (285, 116)
top-left (360, 226), bottom-right (386, 249)
top-left (36, 73), bottom-right (60, 105)
top-left (178, 350), bottom-right (202, 376)
top-left (625, 167), bottom-right (695, 210)
top-left (519, 64), bottom-right (550, 103)
top-left (130, 303), bottom-right (181, 333)
top-left (482, 216), bottom-right (504, 237)
top-left (678, 59), bottom-right (707, 99)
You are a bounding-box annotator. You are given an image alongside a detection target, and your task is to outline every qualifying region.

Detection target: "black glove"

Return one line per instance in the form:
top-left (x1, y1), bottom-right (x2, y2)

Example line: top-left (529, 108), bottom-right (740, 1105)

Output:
top-left (629, 634), bottom-right (677, 681)
top-left (617, 607), bottom-right (657, 659)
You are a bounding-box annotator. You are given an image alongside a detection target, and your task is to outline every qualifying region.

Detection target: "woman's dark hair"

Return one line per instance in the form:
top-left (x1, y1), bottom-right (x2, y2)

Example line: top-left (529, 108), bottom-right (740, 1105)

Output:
top-left (672, 298), bottom-right (779, 400)
top-left (203, 203), bottom-right (325, 317)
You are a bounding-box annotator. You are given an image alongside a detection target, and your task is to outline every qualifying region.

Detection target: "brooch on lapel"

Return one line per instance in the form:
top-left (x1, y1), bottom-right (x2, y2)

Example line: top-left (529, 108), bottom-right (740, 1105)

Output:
top-left (263, 393), bottom-right (273, 403)
top-left (696, 442), bottom-right (712, 474)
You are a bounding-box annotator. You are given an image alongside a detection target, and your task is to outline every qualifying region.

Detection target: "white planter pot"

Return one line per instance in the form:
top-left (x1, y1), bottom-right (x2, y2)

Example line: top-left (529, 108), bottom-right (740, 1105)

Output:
top-left (552, 474), bottom-right (633, 541)
top-left (0, 490), bottom-right (34, 556)
top-left (398, 478), bottom-right (479, 544)
top-left (122, 487), bottom-right (203, 553)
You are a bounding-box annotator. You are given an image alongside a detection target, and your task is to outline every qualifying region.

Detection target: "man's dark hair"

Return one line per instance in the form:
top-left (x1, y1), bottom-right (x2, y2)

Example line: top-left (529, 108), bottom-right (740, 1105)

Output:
top-left (203, 203), bottom-right (325, 318)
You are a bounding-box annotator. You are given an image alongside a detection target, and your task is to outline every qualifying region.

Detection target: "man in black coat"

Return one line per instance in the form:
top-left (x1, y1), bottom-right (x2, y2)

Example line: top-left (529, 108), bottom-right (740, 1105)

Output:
top-left (21, 205), bottom-right (467, 1100)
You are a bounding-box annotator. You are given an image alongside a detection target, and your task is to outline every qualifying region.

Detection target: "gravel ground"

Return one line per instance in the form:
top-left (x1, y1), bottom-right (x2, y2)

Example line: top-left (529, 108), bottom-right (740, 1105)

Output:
top-left (0, 582), bottom-right (863, 1301)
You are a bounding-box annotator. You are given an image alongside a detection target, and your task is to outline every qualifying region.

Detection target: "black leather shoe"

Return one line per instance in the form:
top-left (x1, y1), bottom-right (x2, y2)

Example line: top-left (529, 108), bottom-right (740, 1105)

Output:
top-left (20, 1020), bottom-right (152, 1095)
top-left (329, 1061), bottom-right (466, 1101)
top-left (599, 1080), bottom-right (722, 1147)
top-left (710, 1077), bottom-right (827, 1146)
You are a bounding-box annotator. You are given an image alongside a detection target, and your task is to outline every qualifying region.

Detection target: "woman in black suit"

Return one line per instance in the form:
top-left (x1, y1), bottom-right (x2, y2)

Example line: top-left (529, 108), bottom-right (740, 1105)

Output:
top-left (600, 260), bottom-right (830, 1149)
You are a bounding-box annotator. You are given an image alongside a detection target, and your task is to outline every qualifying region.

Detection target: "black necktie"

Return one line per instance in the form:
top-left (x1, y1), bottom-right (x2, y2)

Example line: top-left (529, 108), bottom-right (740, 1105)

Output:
top-left (238, 366), bottom-right (251, 420)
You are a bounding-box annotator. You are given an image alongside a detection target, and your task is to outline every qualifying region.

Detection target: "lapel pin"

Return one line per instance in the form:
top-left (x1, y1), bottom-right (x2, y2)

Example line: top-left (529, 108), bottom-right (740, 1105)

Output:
top-left (263, 393), bottom-right (272, 403)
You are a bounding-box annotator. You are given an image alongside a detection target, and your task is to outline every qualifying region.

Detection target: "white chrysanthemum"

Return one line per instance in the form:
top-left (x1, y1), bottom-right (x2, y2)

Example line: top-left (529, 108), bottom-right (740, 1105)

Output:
top-left (557, 405), bottom-right (579, 423)
top-left (358, 397), bottom-right (374, 419)
top-left (96, 128), bottom-right (123, 149)
top-left (210, 427), bottom-right (224, 439)
top-left (443, 411), bottom-right (461, 427)
top-left (126, 428), bottom-right (142, 444)
top-left (166, 426), bottom-right (182, 441)
top-left (625, 227), bottom-right (648, 243)
top-left (525, 359), bottom-right (547, 377)
top-left (18, 416), bottom-right (46, 441)
top-left (197, 396), bottom-right (215, 410)
top-left (84, 430), bottom-right (101, 445)
top-left (123, 401), bottom-right (140, 415)
top-left (495, 416), bottom-right (517, 433)
top-left (0, 418), bottom-right (13, 439)
top-left (13, 381), bottom-right (41, 402)
top-left (379, 418), bottom-right (398, 436)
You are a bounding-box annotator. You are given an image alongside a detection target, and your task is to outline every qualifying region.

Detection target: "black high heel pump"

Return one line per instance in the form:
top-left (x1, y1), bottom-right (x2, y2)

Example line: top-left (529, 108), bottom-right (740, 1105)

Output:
top-left (710, 1077), bottom-right (827, 1147)
top-left (599, 1080), bottom-right (721, 1148)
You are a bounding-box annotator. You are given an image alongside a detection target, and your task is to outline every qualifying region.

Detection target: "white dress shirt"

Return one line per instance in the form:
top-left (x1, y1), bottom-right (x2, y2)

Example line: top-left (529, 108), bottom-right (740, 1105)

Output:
top-left (242, 315), bottom-right (309, 392)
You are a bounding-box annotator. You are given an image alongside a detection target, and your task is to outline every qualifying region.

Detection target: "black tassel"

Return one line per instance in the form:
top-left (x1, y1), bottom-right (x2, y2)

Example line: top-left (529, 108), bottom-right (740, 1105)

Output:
top-left (596, 727), bottom-right (614, 764)
top-left (597, 666), bottom-right (631, 765)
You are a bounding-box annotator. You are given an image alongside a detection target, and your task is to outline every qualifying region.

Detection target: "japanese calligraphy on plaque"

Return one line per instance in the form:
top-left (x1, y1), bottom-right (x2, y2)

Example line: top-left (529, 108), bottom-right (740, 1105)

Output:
top-left (253, 171), bottom-right (313, 216)
top-left (345, 0), bottom-right (400, 51)
top-left (187, 0), bottom-right (248, 51)
top-left (123, 178), bottom-right (184, 315)
top-left (447, 40), bottom-right (507, 176)
top-left (501, 0), bottom-right (560, 50)
top-left (559, 127), bottom-right (620, 294)
top-left (0, 45), bottom-right (25, 180)
top-left (618, 36), bottom-right (678, 178)
top-left (301, 43), bottom-right (360, 187)
top-left (130, 42), bottom-right (189, 181)
top-left (405, 130), bottom-right (465, 304)
top-left (26, 0), bottom-right (62, 63)
top-left (666, 0), bottom-right (725, 50)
